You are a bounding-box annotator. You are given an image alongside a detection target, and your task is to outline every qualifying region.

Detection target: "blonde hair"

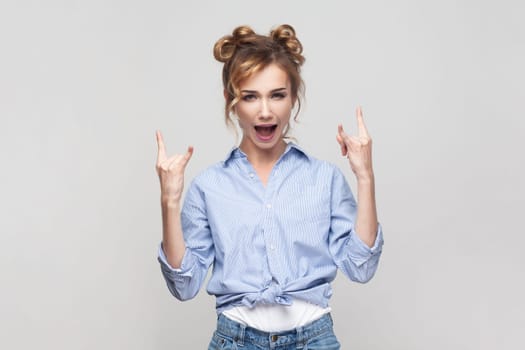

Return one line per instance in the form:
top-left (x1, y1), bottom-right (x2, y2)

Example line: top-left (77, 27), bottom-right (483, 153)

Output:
top-left (213, 24), bottom-right (305, 134)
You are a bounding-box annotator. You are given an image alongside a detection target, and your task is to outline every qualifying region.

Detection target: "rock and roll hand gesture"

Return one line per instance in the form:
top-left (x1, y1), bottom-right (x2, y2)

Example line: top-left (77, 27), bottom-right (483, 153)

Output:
top-left (155, 130), bottom-right (194, 203)
top-left (336, 106), bottom-right (374, 181)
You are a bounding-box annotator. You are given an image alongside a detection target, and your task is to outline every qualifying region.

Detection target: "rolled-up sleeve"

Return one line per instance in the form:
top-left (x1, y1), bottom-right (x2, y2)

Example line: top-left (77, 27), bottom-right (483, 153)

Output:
top-left (157, 180), bottom-right (214, 300)
top-left (328, 168), bottom-right (384, 283)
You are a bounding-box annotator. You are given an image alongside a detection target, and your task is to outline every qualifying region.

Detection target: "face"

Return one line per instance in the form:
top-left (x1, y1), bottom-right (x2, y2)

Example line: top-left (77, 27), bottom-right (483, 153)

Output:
top-left (234, 63), bottom-right (294, 156)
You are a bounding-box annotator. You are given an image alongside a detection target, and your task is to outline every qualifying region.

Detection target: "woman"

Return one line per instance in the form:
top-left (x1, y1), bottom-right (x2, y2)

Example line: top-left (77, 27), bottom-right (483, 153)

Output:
top-left (156, 24), bottom-right (384, 350)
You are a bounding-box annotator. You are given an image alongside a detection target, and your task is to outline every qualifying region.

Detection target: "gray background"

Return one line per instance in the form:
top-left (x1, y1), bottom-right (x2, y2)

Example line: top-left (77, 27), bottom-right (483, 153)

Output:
top-left (1, 0), bottom-right (523, 349)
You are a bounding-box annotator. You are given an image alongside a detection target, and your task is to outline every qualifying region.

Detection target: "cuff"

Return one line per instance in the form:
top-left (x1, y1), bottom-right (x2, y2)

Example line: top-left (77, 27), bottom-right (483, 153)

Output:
top-left (347, 222), bottom-right (384, 267)
top-left (157, 243), bottom-right (196, 277)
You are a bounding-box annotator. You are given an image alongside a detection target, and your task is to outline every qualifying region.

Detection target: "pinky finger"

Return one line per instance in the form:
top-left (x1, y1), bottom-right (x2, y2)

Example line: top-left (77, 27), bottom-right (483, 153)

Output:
top-left (184, 146), bottom-right (194, 163)
top-left (335, 134), bottom-right (347, 156)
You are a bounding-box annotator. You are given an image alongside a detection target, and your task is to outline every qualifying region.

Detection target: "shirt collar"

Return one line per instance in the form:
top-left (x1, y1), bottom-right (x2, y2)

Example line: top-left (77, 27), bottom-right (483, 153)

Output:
top-left (222, 142), bottom-right (311, 166)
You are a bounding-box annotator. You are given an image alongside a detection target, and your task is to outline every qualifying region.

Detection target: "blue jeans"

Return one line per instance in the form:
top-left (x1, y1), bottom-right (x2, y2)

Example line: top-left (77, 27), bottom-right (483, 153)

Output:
top-left (208, 313), bottom-right (341, 349)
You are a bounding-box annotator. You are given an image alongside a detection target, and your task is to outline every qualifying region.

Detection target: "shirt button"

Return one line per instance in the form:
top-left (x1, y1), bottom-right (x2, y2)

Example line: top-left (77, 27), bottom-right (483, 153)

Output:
top-left (249, 173), bottom-right (254, 178)
top-left (269, 244), bottom-right (275, 250)
top-left (266, 204), bottom-right (272, 209)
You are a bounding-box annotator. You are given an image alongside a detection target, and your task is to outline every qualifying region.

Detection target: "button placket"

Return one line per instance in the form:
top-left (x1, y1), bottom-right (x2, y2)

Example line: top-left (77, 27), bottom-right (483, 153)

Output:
top-left (261, 165), bottom-right (285, 282)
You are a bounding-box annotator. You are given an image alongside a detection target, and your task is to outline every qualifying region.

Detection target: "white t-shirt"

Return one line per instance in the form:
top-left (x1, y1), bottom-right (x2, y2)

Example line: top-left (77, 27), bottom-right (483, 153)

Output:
top-left (222, 299), bottom-right (331, 332)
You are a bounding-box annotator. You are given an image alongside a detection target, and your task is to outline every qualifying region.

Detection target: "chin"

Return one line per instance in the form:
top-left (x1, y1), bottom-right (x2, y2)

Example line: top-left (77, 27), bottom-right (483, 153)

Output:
top-left (261, 139), bottom-right (287, 153)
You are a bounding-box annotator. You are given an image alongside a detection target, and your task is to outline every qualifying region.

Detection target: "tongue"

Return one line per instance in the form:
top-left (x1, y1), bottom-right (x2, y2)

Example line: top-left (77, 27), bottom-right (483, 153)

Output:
top-left (257, 126), bottom-right (273, 136)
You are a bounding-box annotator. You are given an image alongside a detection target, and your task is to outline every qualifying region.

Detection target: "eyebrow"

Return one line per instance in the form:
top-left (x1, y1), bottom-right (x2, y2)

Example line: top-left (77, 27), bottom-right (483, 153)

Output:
top-left (240, 87), bottom-right (287, 94)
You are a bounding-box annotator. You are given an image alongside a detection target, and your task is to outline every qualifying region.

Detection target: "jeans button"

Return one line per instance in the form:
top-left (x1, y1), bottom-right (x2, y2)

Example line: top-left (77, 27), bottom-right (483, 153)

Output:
top-left (271, 335), bottom-right (278, 342)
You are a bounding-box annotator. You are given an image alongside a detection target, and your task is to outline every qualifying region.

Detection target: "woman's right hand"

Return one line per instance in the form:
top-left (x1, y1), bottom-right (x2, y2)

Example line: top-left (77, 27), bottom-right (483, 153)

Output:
top-left (155, 130), bottom-right (193, 203)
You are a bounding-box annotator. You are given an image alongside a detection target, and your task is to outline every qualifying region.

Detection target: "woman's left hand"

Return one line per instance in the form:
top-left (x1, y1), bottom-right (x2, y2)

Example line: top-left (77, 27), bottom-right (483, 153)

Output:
top-left (336, 106), bottom-right (374, 181)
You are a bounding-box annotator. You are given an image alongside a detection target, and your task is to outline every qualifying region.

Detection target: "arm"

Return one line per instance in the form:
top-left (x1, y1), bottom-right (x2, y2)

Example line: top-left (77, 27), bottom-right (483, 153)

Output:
top-left (354, 177), bottom-right (377, 247)
top-left (155, 130), bottom-right (193, 268)
top-left (336, 106), bottom-right (378, 247)
top-left (157, 182), bottom-right (214, 300)
top-left (161, 200), bottom-right (186, 268)
top-left (328, 169), bottom-right (383, 283)
top-left (155, 130), bottom-right (213, 301)
top-left (330, 106), bottom-right (383, 283)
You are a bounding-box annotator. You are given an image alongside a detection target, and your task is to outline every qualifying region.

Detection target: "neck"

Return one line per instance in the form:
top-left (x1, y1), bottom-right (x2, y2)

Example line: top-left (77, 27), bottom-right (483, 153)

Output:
top-left (239, 139), bottom-right (287, 168)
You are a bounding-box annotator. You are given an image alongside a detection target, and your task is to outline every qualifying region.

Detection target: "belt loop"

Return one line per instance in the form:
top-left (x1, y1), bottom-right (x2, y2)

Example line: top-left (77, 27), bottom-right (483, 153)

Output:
top-left (236, 323), bottom-right (245, 346)
top-left (296, 325), bottom-right (305, 349)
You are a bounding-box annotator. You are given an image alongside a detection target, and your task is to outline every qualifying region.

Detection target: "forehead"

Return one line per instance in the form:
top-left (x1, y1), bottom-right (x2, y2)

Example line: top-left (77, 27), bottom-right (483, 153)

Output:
top-left (239, 63), bottom-right (290, 91)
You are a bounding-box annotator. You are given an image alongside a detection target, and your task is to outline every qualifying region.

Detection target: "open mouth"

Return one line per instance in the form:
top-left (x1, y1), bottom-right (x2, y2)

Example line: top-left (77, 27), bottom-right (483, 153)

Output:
top-left (254, 124), bottom-right (278, 141)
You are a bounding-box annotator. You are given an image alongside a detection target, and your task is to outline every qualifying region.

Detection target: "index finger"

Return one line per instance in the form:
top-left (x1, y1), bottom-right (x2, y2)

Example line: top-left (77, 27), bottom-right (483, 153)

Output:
top-left (356, 106), bottom-right (370, 138)
top-left (156, 130), bottom-right (167, 161)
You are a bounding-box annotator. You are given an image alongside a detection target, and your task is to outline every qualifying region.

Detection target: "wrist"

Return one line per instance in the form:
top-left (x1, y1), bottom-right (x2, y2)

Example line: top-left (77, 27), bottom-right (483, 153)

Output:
top-left (161, 195), bottom-right (182, 208)
top-left (356, 172), bottom-right (375, 183)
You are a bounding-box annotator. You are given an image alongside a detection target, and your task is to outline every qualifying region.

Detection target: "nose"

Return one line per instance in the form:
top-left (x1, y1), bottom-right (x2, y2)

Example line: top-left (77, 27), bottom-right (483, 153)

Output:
top-left (259, 98), bottom-right (272, 119)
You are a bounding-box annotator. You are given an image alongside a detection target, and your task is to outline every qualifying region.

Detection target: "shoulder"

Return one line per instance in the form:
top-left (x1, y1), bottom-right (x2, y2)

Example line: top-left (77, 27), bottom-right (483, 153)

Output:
top-left (182, 161), bottom-right (228, 207)
top-left (189, 161), bottom-right (229, 188)
top-left (188, 147), bottom-right (242, 190)
top-left (287, 144), bottom-right (345, 182)
top-left (290, 143), bottom-right (338, 170)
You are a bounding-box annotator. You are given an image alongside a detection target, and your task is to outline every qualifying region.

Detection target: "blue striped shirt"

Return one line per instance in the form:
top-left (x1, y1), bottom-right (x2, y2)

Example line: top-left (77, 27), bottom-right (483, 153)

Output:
top-left (158, 143), bottom-right (384, 314)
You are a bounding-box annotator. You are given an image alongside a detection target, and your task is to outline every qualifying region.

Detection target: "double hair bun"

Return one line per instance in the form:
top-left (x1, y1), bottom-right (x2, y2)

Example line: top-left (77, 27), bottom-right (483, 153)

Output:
top-left (213, 24), bottom-right (304, 66)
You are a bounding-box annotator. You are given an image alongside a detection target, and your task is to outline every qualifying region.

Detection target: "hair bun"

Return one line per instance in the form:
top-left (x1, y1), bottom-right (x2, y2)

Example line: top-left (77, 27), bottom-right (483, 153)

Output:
top-left (232, 26), bottom-right (256, 41)
top-left (213, 25), bottom-right (256, 63)
top-left (270, 24), bottom-right (304, 66)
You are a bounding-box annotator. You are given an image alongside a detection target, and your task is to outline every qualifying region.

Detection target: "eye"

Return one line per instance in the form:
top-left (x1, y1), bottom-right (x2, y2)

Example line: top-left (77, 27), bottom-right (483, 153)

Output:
top-left (241, 94), bottom-right (257, 101)
top-left (272, 92), bottom-right (287, 100)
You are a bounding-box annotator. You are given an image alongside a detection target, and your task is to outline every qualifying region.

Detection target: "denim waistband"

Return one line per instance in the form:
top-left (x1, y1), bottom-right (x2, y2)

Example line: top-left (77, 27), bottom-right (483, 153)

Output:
top-left (215, 313), bottom-right (334, 348)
